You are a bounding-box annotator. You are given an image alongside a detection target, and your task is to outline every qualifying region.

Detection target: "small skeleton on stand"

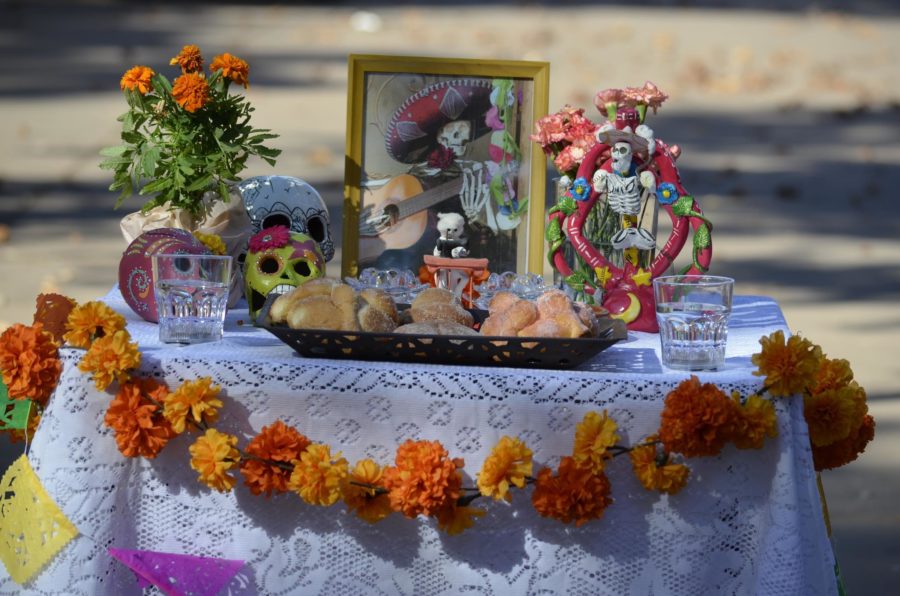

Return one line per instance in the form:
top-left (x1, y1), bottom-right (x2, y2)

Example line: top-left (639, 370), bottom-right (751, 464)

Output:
top-left (592, 109), bottom-right (659, 266)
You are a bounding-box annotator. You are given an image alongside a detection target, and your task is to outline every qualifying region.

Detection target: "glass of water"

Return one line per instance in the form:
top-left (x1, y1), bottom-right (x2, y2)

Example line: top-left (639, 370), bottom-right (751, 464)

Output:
top-left (653, 275), bottom-right (734, 371)
top-left (152, 253), bottom-right (232, 344)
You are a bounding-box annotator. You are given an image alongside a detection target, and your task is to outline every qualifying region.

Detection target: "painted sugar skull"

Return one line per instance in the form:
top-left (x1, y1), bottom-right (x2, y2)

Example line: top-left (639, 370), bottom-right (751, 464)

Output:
top-left (243, 226), bottom-right (325, 321)
top-left (119, 228), bottom-right (210, 322)
top-left (238, 175), bottom-right (334, 262)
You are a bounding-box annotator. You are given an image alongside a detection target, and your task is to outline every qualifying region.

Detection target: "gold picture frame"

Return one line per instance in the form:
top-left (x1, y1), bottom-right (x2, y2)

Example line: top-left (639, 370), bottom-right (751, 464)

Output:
top-left (342, 54), bottom-right (550, 279)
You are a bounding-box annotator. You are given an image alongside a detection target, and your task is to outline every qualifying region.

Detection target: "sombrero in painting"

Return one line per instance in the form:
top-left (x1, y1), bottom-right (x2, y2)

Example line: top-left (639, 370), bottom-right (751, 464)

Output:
top-left (385, 78), bottom-right (494, 164)
top-left (596, 107), bottom-right (651, 152)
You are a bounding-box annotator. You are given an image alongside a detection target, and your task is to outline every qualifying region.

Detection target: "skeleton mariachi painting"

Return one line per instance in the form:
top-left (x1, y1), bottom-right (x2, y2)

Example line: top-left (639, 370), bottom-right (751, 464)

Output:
top-left (352, 69), bottom-right (539, 275)
top-left (545, 85), bottom-right (713, 332)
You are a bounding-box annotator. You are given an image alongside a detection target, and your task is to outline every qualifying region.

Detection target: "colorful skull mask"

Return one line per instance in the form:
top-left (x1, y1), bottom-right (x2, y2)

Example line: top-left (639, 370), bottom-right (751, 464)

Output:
top-left (243, 226), bottom-right (325, 321)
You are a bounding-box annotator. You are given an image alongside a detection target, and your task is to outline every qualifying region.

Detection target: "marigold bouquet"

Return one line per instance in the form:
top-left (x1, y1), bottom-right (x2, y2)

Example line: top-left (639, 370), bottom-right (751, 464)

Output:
top-left (101, 44), bottom-right (280, 219)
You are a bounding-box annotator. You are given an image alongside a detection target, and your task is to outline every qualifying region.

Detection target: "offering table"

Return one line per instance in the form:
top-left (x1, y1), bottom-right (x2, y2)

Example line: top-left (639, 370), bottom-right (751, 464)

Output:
top-left (5, 289), bottom-right (837, 595)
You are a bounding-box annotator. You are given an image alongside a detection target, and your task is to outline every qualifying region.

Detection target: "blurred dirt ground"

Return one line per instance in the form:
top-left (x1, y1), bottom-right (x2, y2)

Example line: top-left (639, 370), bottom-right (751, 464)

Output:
top-left (1, 1), bottom-right (899, 593)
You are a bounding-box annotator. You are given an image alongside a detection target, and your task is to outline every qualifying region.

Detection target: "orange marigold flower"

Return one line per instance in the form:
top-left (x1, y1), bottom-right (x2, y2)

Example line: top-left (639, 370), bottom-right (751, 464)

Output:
top-left (210, 52), bottom-right (249, 88)
top-left (288, 443), bottom-right (349, 506)
top-left (382, 439), bottom-right (463, 518)
top-left (240, 420), bottom-right (311, 496)
top-left (77, 330), bottom-right (140, 391)
top-left (64, 301), bottom-right (127, 349)
top-left (33, 293), bottom-right (77, 344)
top-left (629, 437), bottom-right (690, 495)
top-left (120, 65), bottom-right (155, 94)
top-left (104, 377), bottom-right (174, 458)
top-left (477, 436), bottom-right (532, 502)
top-left (189, 428), bottom-right (240, 492)
top-left (531, 456), bottom-right (612, 527)
top-left (343, 459), bottom-right (393, 524)
top-left (0, 323), bottom-right (61, 405)
top-left (163, 376), bottom-right (222, 433)
top-left (752, 330), bottom-right (823, 398)
top-left (658, 376), bottom-right (739, 458)
top-left (812, 414), bottom-right (875, 471)
top-left (572, 410), bottom-right (619, 474)
top-left (810, 357), bottom-right (854, 395)
top-left (731, 392), bottom-right (778, 450)
top-left (804, 387), bottom-right (859, 447)
top-left (172, 72), bottom-right (210, 113)
top-left (169, 44), bottom-right (204, 73)
top-left (435, 503), bottom-right (486, 536)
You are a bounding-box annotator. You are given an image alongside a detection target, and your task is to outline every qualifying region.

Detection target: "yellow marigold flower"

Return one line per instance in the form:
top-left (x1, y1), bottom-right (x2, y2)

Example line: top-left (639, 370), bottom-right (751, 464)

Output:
top-left (752, 330), bottom-right (823, 398)
top-left (289, 443), bottom-right (349, 506)
top-left (169, 44), bottom-right (204, 73)
top-left (477, 436), bottom-right (532, 502)
top-left (77, 330), bottom-right (141, 391)
top-left (163, 377), bottom-right (222, 433)
top-left (172, 72), bottom-right (210, 113)
top-left (210, 52), bottom-right (250, 88)
top-left (629, 438), bottom-right (690, 495)
top-left (804, 387), bottom-right (859, 447)
top-left (120, 65), bottom-right (155, 94)
top-left (531, 456), bottom-right (612, 527)
top-left (64, 301), bottom-right (127, 349)
top-left (435, 504), bottom-right (486, 536)
top-left (382, 440), bottom-right (463, 518)
top-left (731, 392), bottom-right (778, 450)
top-left (192, 231), bottom-right (227, 255)
top-left (811, 357), bottom-right (854, 395)
top-left (343, 459), bottom-right (392, 524)
top-left (189, 428), bottom-right (240, 492)
top-left (572, 411), bottom-right (619, 474)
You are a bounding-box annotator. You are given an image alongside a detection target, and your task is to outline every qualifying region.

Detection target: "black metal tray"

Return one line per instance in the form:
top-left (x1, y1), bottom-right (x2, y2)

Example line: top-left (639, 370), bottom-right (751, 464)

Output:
top-left (256, 296), bottom-right (627, 369)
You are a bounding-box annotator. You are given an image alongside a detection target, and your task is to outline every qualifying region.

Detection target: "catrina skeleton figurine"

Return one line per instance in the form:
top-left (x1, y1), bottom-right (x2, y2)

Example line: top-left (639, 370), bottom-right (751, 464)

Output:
top-left (546, 84), bottom-right (713, 332)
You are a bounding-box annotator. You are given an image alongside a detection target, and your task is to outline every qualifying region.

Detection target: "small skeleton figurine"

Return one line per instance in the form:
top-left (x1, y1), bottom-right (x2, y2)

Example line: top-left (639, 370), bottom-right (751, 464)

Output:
top-left (592, 110), bottom-right (658, 251)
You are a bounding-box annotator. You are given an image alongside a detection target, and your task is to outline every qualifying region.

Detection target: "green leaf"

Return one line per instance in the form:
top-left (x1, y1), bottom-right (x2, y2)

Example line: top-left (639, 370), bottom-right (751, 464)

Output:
top-left (672, 194), bottom-right (695, 217)
top-left (693, 223), bottom-right (711, 250)
top-left (545, 217), bottom-right (563, 245)
top-left (139, 177), bottom-right (172, 194)
top-left (140, 146), bottom-right (161, 178)
top-left (186, 174), bottom-right (214, 192)
top-left (558, 195), bottom-right (577, 215)
top-left (99, 145), bottom-right (128, 157)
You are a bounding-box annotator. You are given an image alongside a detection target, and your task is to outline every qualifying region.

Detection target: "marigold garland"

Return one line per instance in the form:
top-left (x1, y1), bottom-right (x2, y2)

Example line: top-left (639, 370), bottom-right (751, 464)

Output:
top-left (0, 296), bottom-right (877, 535)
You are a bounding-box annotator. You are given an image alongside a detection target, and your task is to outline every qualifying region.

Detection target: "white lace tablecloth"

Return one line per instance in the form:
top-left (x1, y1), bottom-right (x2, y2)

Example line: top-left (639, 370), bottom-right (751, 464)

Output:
top-left (3, 289), bottom-right (836, 595)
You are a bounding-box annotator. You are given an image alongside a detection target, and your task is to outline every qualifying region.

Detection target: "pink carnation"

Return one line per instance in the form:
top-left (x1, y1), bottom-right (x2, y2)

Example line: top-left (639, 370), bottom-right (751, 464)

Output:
top-left (249, 225), bottom-right (291, 252)
top-left (553, 144), bottom-right (587, 174)
top-left (594, 88), bottom-right (624, 111)
top-left (530, 113), bottom-right (567, 147)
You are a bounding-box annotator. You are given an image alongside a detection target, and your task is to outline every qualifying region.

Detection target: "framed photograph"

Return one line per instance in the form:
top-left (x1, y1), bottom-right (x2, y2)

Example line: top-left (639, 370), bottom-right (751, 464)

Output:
top-left (342, 54), bottom-right (550, 278)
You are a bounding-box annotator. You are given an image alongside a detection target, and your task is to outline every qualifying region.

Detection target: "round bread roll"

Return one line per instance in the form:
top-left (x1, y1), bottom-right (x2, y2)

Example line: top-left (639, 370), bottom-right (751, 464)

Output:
top-left (270, 278), bottom-right (337, 324)
top-left (412, 287), bottom-right (456, 309)
top-left (410, 287), bottom-right (474, 328)
top-left (287, 294), bottom-right (344, 330)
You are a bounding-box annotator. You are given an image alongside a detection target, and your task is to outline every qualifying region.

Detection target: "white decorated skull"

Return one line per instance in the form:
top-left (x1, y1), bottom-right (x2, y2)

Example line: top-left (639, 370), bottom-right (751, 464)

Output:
top-left (611, 142), bottom-right (633, 174)
top-left (238, 175), bottom-right (334, 262)
top-left (437, 120), bottom-right (472, 158)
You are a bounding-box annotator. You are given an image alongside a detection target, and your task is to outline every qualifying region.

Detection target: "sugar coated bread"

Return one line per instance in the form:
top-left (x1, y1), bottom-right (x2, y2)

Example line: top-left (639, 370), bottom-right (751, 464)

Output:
top-left (480, 289), bottom-right (594, 338)
top-left (279, 278), bottom-right (399, 332)
top-left (410, 287), bottom-right (474, 328)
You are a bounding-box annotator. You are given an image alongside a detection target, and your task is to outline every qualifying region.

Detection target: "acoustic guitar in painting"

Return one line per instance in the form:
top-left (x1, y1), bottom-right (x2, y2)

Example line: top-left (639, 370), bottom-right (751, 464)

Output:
top-left (358, 174), bottom-right (463, 263)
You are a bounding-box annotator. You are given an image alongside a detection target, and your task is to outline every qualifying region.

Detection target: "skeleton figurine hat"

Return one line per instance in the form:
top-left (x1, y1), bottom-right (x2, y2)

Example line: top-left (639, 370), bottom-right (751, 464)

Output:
top-left (385, 78), bottom-right (493, 164)
top-left (596, 107), bottom-right (655, 156)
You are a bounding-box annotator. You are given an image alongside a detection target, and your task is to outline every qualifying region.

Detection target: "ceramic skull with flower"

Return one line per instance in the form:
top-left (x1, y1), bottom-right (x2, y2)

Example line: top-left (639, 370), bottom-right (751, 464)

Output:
top-left (535, 82), bottom-right (712, 332)
top-left (243, 226), bottom-right (326, 322)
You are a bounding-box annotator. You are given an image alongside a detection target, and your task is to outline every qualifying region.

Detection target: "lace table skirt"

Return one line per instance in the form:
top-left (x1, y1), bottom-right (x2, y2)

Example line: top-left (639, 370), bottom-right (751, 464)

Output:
top-left (2, 291), bottom-right (836, 595)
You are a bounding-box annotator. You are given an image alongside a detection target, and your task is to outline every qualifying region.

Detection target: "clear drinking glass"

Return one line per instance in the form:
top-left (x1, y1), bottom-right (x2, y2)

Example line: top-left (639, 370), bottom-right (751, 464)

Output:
top-left (653, 275), bottom-right (734, 371)
top-left (152, 253), bottom-right (232, 344)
